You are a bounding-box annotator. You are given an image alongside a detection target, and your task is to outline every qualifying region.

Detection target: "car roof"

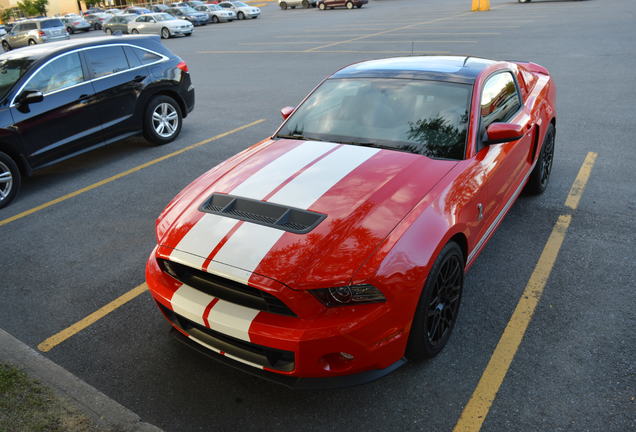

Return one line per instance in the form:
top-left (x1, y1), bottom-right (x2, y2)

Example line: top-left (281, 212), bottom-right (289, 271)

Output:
top-left (0, 35), bottom-right (160, 62)
top-left (331, 56), bottom-right (499, 84)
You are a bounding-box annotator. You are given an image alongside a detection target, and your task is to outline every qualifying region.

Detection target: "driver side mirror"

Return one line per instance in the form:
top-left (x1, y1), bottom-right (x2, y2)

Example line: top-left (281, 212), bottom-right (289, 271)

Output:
top-left (483, 122), bottom-right (524, 145)
top-left (280, 106), bottom-right (294, 120)
top-left (16, 90), bottom-right (43, 113)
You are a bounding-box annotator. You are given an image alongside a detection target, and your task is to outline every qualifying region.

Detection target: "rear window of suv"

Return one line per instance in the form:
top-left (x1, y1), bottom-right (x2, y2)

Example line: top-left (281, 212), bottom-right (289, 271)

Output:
top-left (41, 19), bottom-right (64, 29)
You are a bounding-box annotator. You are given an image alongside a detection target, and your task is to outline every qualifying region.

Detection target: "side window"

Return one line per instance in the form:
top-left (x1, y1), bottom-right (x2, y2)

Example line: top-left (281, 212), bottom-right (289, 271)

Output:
top-left (84, 46), bottom-right (130, 79)
top-left (11, 24), bottom-right (21, 33)
top-left (123, 46), bottom-right (142, 68)
top-left (135, 16), bottom-right (146, 22)
top-left (130, 47), bottom-right (162, 65)
top-left (26, 53), bottom-right (84, 94)
top-left (480, 72), bottom-right (521, 130)
top-left (24, 23), bottom-right (37, 31)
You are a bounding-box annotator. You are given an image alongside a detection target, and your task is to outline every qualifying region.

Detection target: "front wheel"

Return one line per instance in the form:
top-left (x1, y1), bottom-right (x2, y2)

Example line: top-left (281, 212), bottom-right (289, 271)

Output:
top-left (67, 27), bottom-right (74, 34)
top-left (302, 0), bottom-right (309, 7)
top-left (406, 242), bottom-right (464, 360)
top-left (105, 28), bottom-right (112, 35)
top-left (518, 0), bottom-right (531, 2)
top-left (131, 28), bottom-right (139, 34)
top-left (525, 123), bottom-right (555, 195)
top-left (143, 96), bottom-right (183, 145)
top-left (238, 11), bottom-right (245, 19)
top-left (346, 1), bottom-right (354, 9)
top-left (280, 1), bottom-right (288, 9)
top-left (212, 15), bottom-right (220, 22)
top-left (318, 2), bottom-right (326, 9)
top-left (0, 152), bottom-right (21, 209)
top-left (27, 39), bottom-right (36, 46)
top-left (161, 27), bottom-right (170, 39)
top-left (2, 41), bottom-right (10, 51)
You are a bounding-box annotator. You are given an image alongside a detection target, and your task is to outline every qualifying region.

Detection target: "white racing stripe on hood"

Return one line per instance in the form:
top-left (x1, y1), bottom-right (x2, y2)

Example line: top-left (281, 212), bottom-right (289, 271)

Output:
top-left (230, 141), bottom-right (338, 200)
top-left (208, 145), bottom-right (381, 275)
top-left (169, 141), bottom-right (338, 268)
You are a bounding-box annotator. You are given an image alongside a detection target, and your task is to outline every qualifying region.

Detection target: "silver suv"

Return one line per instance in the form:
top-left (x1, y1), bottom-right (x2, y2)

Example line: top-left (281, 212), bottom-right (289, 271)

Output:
top-left (1, 18), bottom-right (68, 51)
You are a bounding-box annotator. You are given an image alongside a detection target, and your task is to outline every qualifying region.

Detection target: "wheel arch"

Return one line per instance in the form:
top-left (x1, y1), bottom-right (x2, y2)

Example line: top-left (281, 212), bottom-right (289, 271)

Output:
top-left (0, 136), bottom-right (31, 177)
top-left (147, 89), bottom-right (188, 119)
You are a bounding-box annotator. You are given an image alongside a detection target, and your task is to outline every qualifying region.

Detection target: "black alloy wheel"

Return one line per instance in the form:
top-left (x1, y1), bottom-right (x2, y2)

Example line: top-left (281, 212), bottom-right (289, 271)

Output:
top-left (406, 242), bottom-right (464, 360)
top-left (525, 123), bottom-right (555, 195)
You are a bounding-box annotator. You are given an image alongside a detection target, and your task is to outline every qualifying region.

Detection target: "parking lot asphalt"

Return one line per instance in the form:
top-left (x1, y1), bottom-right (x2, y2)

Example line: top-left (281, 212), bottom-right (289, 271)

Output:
top-left (1, 0), bottom-right (634, 431)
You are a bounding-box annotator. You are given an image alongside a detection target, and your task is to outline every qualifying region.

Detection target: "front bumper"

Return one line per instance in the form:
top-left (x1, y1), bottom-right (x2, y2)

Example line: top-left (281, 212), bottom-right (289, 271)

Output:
top-left (146, 248), bottom-right (409, 384)
top-left (170, 27), bottom-right (193, 36)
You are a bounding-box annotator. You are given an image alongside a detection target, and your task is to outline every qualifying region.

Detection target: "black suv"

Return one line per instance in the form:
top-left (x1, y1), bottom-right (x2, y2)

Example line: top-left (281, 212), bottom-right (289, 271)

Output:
top-left (0, 35), bottom-right (195, 208)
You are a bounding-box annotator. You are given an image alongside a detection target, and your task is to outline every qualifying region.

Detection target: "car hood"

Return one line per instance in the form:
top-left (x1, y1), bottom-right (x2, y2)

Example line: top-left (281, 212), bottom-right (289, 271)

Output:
top-left (159, 139), bottom-right (456, 289)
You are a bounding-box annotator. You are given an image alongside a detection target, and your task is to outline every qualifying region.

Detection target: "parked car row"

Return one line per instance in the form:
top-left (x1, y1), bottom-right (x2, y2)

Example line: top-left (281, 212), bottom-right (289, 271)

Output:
top-left (85, 1), bottom-right (259, 20)
top-left (278, 0), bottom-right (367, 9)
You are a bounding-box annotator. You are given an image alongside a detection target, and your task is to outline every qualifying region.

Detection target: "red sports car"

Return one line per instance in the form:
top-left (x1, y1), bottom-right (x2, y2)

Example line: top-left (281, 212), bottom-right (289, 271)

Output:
top-left (146, 56), bottom-right (556, 387)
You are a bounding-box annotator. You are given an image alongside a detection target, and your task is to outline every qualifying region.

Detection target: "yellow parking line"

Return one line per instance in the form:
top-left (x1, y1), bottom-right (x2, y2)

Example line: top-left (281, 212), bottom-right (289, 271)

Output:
top-left (452, 152), bottom-right (598, 432)
top-left (0, 120), bottom-right (265, 228)
top-left (38, 283), bottom-right (148, 352)
top-left (565, 152), bottom-right (598, 210)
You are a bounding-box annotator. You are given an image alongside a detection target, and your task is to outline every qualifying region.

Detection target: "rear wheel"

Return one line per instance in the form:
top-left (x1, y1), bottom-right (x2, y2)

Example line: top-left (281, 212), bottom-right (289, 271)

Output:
top-left (525, 123), bottom-right (555, 195)
top-left (144, 95), bottom-right (183, 145)
top-left (2, 41), bottom-right (10, 51)
top-left (0, 152), bottom-right (20, 209)
top-left (105, 27), bottom-right (112, 35)
top-left (356, 4), bottom-right (362, 7)
top-left (346, 1), bottom-right (354, 9)
top-left (161, 27), bottom-right (170, 39)
top-left (67, 26), bottom-right (74, 34)
top-left (238, 11), bottom-right (245, 19)
top-left (519, 0), bottom-right (531, 2)
top-left (318, 2), bottom-right (326, 9)
top-left (406, 242), bottom-right (464, 360)
top-left (280, 1), bottom-right (288, 9)
top-left (212, 15), bottom-right (220, 22)
top-left (131, 28), bottom-right (139, 34)
top-left (27, 39), bottom-right (36, 46)
top-left (302, 0), bottom-right (309, 7)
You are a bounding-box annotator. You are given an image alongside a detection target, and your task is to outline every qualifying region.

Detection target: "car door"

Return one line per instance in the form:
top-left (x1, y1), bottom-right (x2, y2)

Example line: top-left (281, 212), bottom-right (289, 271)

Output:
top-left (476, 71), bottom-right (534, 232)
top-left (145, 16), bottom-right (159, 33)
top-left (81, 45), bottom-right (147, 138)
top-left (132, 15), bottom-right (146, 32)
top-left (9, 51), bottom-right (103, 169)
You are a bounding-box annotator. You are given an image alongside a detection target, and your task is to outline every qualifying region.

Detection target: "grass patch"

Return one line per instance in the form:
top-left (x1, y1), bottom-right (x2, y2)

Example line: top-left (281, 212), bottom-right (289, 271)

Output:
top-left (0, 363), bottom-right (105, 432)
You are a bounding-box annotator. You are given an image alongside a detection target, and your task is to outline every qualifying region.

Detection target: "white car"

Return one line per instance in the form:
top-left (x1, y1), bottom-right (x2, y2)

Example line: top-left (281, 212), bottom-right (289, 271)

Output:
top-left (194, 4), bottom-right (236, 23)
top-left (128, 13), bottom-right (194, 39)
top-left (218, 1), bottom-right (260, 19)
top-left (278, 0), bottom-right (317, 9)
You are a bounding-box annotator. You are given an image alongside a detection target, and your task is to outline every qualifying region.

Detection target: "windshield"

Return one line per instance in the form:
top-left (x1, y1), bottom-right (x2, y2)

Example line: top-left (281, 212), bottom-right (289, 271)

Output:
top-left (208, 5), bottom-right (221, 10)
top-left (181, 7), bottom-right (197, 13)
top-left (0, 58), bottom-right (35, 100)
top-left (277, 78), bottom-right (471, 160)
top-left (232, 2), bottom-right (248, 6)
top-left (155, 13), bottom-right (175, 21)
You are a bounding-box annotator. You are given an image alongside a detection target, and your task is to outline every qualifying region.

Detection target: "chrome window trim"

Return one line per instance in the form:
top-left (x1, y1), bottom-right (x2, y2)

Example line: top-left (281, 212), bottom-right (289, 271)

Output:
top-left (10, 43), bottom-right (169, 107)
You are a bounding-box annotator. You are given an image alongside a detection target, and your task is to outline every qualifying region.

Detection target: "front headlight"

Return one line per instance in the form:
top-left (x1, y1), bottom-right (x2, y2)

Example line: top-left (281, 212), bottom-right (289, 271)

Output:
top-left (309, 284), bottom-right (386, 307)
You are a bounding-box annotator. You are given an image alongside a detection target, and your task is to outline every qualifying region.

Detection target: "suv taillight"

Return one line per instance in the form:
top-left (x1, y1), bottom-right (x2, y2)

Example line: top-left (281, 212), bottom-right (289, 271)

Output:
top-left (38, 30), bottom-right (45, 36)
top-left (176, 61), bottom-right (189, 73)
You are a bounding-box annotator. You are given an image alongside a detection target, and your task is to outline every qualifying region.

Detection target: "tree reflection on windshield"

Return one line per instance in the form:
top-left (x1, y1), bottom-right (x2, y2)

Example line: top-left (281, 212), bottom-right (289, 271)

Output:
top-left (405, 113), bottom-right (468, 160)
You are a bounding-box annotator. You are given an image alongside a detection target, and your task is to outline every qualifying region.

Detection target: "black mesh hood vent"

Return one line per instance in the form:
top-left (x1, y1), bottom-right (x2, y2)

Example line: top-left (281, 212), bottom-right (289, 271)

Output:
top-left (200, 193), bottom-right (326, 234)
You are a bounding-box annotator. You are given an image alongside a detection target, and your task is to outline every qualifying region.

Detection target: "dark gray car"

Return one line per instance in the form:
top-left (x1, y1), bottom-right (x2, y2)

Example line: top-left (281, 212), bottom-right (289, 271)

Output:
top-left (103, 14), bottom-right (137, 34)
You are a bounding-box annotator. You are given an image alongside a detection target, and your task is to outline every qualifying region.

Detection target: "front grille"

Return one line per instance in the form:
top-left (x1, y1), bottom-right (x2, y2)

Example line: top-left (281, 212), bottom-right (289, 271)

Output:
top-left (159, 303), bottom-right (295, 372)
top-left (200, 193), bottom-right (326, 234)
top-left (158, 259), bottom-right (296, 316)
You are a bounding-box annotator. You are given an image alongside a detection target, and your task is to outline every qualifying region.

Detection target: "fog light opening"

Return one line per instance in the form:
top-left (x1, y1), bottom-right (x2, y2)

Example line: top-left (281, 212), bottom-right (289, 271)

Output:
top-left (319, 352), bottom-right (355, 372)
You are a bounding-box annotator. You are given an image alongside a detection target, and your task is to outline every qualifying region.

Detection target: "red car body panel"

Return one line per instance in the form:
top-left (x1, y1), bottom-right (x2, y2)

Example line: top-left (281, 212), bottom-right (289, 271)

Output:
top-left (146, 57), bottom-right (556, 384)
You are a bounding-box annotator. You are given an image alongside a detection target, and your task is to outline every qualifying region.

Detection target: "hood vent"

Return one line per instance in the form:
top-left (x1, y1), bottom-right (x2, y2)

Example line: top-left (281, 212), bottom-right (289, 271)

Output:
top-left (200, 193), bottom-right (326, 234)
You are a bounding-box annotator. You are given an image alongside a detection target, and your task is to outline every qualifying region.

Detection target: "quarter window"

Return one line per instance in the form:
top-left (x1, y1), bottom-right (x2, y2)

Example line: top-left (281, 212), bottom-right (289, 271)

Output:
top-left (26, 53), bottom-right (84, 94)
top-left (84, 46), bottom-right (130, 79)
top-left (480, 72), bottom-right (521, 129)
top-left (129, 47), bottom-right (162, 65)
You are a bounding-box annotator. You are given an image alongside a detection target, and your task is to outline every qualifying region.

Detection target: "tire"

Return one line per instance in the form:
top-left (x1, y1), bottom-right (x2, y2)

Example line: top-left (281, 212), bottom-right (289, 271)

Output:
top-left (27, 39), bottom-right (36, 46)
top-left (212, 15), bottom-right (220, 22)
top-left (356, 4), bottom-right (362, 7)
top-left (525, 123), bottom-right (555, 195)
top-left (131, 28), bottom-right (139, 34)
top-left (519, 0), bottom-right (531, 2)
top-left (318, 2), bottom-right (326, 9)
top-left (0, 152), bottom-right (21, 209)
top-left (67, 27), bottom-right (74, 34)
top-left (105, 28), bottom-right (112, 35)
top-left (185, 32), bottom-right (192, 36)
top-left (302, 0), bottom-right (309, 7)
top-left (291, 5), bottom-right (296, 8)
top-left (143, 95), bottom-right (183, 145)
top-left (346, 1), bottom-right (354, 9)
top-left (2, 41), bottom-right (10, 51)
top-left (280, 1), bottom-right (288, 9)
top-left (238, 11), bottom-right (245, 19)
top-left (161, 27), bottom-right (170, 39)
top-left (406, 242), bottom-right (464, 360)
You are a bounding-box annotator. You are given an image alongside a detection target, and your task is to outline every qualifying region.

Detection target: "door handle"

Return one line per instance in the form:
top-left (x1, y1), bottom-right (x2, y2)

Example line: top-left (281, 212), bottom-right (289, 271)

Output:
top-left (77, 94), bottom-right (90, 103)
top-left (133, 75), bottom-right (146, 83)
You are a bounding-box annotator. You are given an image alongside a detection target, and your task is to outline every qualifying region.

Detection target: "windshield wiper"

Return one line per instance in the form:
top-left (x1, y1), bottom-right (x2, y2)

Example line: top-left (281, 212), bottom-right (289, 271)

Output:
top-left (338, 141), bottom-right (392, 150)
top-left (275, 133), bottom-right (326, 142)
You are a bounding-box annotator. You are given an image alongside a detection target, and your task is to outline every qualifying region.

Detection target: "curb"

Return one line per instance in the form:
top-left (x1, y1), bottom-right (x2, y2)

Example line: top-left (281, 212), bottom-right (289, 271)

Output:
top-left (0, 328), bottom-right (163, 432)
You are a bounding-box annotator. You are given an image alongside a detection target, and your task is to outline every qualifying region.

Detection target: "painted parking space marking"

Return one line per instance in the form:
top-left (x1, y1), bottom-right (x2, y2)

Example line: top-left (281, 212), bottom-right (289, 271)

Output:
top-left (453, 152), bottom-right (598, 432)
top-left (0, 120), bottom-right (265, 228)
top-left (241, 40), bottom-right (479, 45)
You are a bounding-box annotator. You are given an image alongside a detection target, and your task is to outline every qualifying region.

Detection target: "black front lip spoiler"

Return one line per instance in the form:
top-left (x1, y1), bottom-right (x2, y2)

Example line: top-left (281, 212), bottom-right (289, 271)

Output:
top-left (171, 328), bottom-right (406, 390)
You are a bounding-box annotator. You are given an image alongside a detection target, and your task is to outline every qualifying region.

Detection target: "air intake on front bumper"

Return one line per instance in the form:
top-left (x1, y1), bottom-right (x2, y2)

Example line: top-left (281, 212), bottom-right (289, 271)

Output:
top-left (200, 193), bottom-right (326, 234)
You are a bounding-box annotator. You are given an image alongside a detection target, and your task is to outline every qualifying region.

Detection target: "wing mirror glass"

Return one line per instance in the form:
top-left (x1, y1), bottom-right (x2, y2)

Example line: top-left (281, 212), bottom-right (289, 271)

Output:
top-left (484, 122), bottom-right (524, 145)
top-left (280, 106), bottom-right (294, 120)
